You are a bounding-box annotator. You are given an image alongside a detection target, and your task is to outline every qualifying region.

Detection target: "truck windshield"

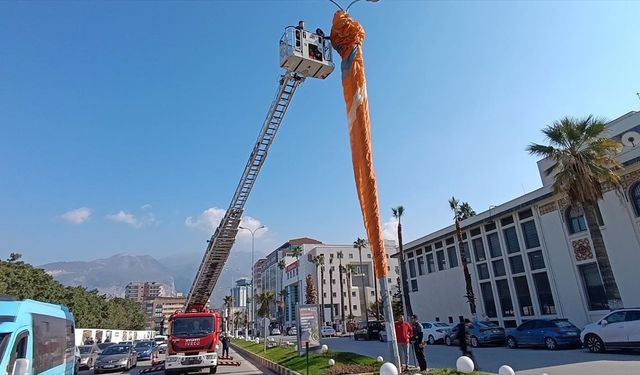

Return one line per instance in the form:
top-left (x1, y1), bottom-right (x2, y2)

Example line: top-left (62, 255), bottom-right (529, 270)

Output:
top-left (0, 333), bottom-right (11, 363)
top-left (172, 317), bottom-right (214, 337)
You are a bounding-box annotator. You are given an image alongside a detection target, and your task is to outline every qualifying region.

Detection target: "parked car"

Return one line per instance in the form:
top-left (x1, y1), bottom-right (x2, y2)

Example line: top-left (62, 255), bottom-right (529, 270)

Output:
top-left (581, 308), bottom-right (640, 353)
top-left (506, 319), bottom-right (581, 350)
top-left (286, 326), bottom-right (298, 336)
top-left (78, 344), bottom-right (100, 369)
top-left (354, 321), bottom-right (383, 341)
top-left (445, 320), bottom-right (505, 347)
top-left (94, 344), bottom-right (138, 374)
top-left (422, 322), bottom-right (452, 344)
top-left (271, 328), bottom-right (281, 335)
top-left (378, 325), bottom-right (388, 342)
top-left (321, 325), bottom-right (337, 337)
top-left (134, 341), bottom-right (155, 360)
top-left (74, 346), bottom-right (81, 375)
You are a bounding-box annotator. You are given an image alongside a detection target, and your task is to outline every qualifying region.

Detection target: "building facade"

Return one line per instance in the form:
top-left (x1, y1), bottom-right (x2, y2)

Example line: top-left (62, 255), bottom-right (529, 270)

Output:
top-left (144, 294), bottom-right (186, 333)
top-left (231, 277), bottom-right (251, 308)
top-left (125, 281), bottom-right (173, 304)
top-left (404, 111), bottom-right (640, 329)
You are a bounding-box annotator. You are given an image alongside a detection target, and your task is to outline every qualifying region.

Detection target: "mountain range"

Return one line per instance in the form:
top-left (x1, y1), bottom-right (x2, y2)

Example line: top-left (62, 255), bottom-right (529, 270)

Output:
top-left (40, 251), bottom-right (254, 307)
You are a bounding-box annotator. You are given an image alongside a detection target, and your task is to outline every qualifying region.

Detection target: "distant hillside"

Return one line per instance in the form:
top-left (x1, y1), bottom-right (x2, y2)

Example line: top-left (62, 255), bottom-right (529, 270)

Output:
top-left (41, 254), bottom-right (176, 297)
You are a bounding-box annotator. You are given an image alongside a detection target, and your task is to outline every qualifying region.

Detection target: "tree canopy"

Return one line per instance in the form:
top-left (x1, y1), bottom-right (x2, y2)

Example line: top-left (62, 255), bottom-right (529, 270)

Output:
top-left (0, 253), bottom-right (145, 329)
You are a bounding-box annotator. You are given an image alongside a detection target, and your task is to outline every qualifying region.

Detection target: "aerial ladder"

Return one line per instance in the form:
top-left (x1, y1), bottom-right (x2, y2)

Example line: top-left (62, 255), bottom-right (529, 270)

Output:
top-left (185, 25), bottom-right (335, 311)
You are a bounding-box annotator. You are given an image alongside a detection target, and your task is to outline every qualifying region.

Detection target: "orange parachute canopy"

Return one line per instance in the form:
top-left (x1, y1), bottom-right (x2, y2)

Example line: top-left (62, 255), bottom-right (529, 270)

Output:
top-left (331, 11), bottom-right (389, 279)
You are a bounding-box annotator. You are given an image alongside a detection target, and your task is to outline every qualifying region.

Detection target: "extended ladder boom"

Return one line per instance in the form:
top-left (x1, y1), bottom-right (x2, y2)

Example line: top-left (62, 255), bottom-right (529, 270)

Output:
top-left (186, 72), bottom-right (305, 310)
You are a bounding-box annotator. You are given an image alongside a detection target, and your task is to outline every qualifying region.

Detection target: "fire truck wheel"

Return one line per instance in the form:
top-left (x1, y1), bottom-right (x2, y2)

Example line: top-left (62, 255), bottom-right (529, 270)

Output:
top-left (209, 365), bottom-right (218, 374)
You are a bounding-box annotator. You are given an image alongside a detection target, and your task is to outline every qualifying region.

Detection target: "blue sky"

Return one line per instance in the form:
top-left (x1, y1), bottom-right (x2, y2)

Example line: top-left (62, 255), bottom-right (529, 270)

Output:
top-left (1, 1), bottom-right (639, 268)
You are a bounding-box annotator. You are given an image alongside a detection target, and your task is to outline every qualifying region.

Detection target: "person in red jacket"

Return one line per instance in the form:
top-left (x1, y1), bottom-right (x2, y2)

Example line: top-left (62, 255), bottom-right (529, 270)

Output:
top-left (394, 315), bottom-right (413, 371)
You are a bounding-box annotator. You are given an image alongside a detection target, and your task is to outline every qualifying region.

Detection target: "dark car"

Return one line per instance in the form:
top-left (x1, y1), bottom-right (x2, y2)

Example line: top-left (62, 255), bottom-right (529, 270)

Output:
top-left (506, 319), bottom-right (581, 350)
top-left (134, 341), bottom-right (155, 360)
top-left (445, 320), bottom-right (505, 347)
top-left (94, 344), bottom-right (138, 374)
top-left (354, 321), bottom-right (383, 341)
top-left (97, 342), bottom-right (115, 351)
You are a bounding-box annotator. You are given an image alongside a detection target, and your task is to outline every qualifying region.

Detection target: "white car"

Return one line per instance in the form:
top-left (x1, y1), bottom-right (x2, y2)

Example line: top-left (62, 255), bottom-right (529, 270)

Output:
top-left (321, 326), bottom-right (336, 337)
top-left (422, 321), bottom-right (452, 345)
top-left (271, 328), bottom-right (281, 335)
top-left (581, 308), bottom-right (640, 353)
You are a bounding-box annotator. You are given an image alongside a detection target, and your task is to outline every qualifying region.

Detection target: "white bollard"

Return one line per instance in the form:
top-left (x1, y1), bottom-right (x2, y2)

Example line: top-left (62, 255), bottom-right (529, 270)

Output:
top-left (379, 362), bottom-right (399, 375)
top-left (498, 365), bottom-right (515, 375)
top-left (328, 359), bottom-right (335, 366)
top-left (456, 356), bottom-right (474, 374)
top-left (376, 356), bottom-right (384, 363)
top-left (321, 344), bottom-right (329, 353)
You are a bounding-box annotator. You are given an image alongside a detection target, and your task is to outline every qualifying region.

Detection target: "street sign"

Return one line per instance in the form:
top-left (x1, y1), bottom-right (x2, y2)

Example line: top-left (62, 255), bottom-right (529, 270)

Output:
top-left (296, 304), bottom-right (320, 355)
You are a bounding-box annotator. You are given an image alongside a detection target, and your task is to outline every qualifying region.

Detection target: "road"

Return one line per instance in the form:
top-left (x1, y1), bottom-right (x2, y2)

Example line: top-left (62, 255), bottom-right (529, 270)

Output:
top-left (79, 348), bottom-right (264, 375)
top-left (319, 336), bottom-right (640, 375)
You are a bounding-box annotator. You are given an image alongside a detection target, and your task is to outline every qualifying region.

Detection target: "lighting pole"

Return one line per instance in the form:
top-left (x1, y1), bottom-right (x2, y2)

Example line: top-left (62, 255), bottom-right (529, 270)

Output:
top-left (239, 225), bottom-right (265, 338)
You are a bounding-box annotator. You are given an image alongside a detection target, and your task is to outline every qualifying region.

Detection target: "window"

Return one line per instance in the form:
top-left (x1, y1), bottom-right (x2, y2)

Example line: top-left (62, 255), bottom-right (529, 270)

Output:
top-left (332, 292), bottom-right (337, 297)
top-left (353, 305), bottom-right (358, 310)
top-left (33, 314), bottom-right (73, 374)
top-left (349, 253), bottom-right (354, 259)
top-left (473, 238), bottom-right (486, 262)
top-left (578, 263), bottom-right (608, 310)
top-left (408, 259), bottom-right (416, 278)
top-left (521, 221), bottom-right (540, 248)
top-left (417, 256), bottom-right (425, 276)
top-left (480, 282), bottom-right (497, 318)
top-left (509, 255), bottom-right (525, 274)
top-left (351, 291), bottom-right (356, 297)
top-left (411, 279), bottom-right (418, 292)
top-left (395, 266), bottom-right (400, 274)
top-left (513, 276), bottom-right (534, 316)
top-left (501, 216), bottom-right (514, 226)
top-left (631, 183), bottom-right (640, 216)
top-left (447, 246), bottom-right (459, 268)
top-left (370, 291), bottom-right (375, 296)
top-left (435, 241), bottom-right (443, 249)
top-left (426, 253), bottom-right (435, 273)
top-left (503, 227), bottom-right (520, 254)
top-left (485, 222), bottom-right (496, 232)
top-left (532, 272), bottom-right (556, 314)
top-left (566, 206), bottom-right (587, 234)
top-left (528, 250), bottom-right (545, 270)
top-left (461, 242), bottom-right (471, 263)
top-left (492, 259), bottom-right (506, 277)
top-left (446, 237), bottom-right (455, 245)
top-left (518, 209), bottom-right (533, 220)
top-left (477, 263), bottom-right (490, 280)
top-left (436, 250), bottom-right (447, 271)
top-left (367, 254), bottom-right (371, 258)
top-left (408, 251), bottom-right (414, 259)
top-left (324, 293), bottom-right (327, 297)
top-left (495, 280), bottom-right (515, 317)
top-left (487, 233), bottom-right (502, 258)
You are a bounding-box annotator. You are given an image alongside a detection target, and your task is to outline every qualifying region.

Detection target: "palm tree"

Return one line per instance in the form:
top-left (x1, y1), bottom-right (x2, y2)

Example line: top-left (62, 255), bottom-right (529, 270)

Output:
top-left (392, 206), bottom-right (413, 318)
top-left (527, 115), bottom-right (624, 308)
top-left (353, 237), bottom-right (369, 322)
top-left (223, 295), bottom-right (233, 332)
top-left (278, 289), bottom-right (288, 330)
top-left (328, 257), bottom-right (335, 327)
top-left (345, 264), bottom-right (356, 321)
top-left (449, 197), bottom-right (477, 315)
top-left (256, 290), bottom-right (276, 351)
top-left (233, 310), bottom-right (245, 334)
top-left (291, 246), bottom-right (303, 306)
top-left (313, 254), bottom-right (325, 325)
top-left (277, 259), bottom-right (286, 326)
top-left (337, 251), bottom-right (346, 332)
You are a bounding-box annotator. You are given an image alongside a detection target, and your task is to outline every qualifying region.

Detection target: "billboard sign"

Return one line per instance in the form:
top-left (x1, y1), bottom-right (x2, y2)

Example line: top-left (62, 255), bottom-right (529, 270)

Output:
top-left (296, 304), bottom-right (320, 355)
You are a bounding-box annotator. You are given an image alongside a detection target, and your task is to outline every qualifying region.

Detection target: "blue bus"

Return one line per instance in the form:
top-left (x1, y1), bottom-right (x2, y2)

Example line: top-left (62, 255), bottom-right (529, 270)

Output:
top-left (0, 297), bottom-right (76, 375)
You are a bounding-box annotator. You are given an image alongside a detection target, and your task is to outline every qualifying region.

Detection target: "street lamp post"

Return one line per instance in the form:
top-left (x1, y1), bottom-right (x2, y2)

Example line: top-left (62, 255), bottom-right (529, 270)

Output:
top-left (239, 225), bottom-right (265, 339)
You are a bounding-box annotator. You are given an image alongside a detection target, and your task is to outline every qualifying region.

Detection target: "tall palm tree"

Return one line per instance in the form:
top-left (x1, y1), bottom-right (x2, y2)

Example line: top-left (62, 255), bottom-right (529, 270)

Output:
top-left (449, 197), bottom-right (477, 315)
top-left (223, 295), bottom-right (233, 332)
top-left (527, 115), bottom-right (624, 308)
top-left (313, 254), bottom-right (325, 325)
top-left (328, 257), bottom-right (335, 327)
top-left (345, 264), bottom-right (356, 322)
top-left (278, 289), bottom-right (288, 330)
top-left (337, 251), bottom-right (346, 332)
top-left (291, 246), bottom-right (303, 306)
top-left (392, 206), bottom-right (413, 318)
top-left (233, 310), bottom-right (245, 333)
top-left (353, 237), bottom-right (369, 322)
top-left (277, 259), bottom-right (286, 325)
top-left (256, 290), bottom-right (275, 351)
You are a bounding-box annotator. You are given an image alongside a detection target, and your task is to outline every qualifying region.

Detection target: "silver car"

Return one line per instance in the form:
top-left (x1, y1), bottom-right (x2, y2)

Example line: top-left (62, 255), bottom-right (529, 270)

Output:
top-left (78, 344), bottom-right (100, 369)
top-left (94, 344), bottom-right (138, 373)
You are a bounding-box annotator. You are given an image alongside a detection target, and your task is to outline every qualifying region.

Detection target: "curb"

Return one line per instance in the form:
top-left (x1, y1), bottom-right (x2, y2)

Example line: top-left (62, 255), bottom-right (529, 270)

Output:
top-left (230, 343), bottom-right (302, 375)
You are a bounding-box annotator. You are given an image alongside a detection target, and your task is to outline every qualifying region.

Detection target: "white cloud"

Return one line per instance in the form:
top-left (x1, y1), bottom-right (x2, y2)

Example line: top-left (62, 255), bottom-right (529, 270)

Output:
top-left (106, 211), bottom-right (141, 227)
top-left (185, 207), bottom-right (268, 240)
top-left (60, 207), bottom-right (91, 224)
top-left (141, 204), bottom-right (152, 211)
top-left (382, 216), bottom-right (399, 240)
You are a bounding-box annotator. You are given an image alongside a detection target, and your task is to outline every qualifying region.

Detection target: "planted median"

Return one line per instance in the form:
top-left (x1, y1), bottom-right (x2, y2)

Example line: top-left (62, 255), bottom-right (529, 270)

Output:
top-left (231, 338), bottom-right (485, 375)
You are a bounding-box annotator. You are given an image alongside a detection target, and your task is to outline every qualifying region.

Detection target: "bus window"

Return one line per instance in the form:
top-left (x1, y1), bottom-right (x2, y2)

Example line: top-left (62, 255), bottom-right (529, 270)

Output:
top-left (7, 331), bottom-right (29, 374)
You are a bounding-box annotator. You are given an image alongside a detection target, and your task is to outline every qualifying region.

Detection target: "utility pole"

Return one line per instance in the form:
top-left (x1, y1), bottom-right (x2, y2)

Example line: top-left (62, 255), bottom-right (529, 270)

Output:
top-left (239, 225), bottom-right (265, 338)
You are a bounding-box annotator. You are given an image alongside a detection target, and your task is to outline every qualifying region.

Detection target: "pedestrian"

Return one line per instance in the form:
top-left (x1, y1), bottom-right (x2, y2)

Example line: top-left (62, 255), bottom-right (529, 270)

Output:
top-left (411, 314), bottom-right (427, 371)
top-left (456, 318), bottom-right (477, 369)
top-left (221, 332), bottom-right (230, 358)
top-left (394, 315), bottom-right (412, 372)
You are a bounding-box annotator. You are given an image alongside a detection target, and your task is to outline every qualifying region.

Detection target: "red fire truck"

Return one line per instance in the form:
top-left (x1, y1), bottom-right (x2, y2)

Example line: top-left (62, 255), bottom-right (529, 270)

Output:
top-left (165, 306), bottom-right (222, 374)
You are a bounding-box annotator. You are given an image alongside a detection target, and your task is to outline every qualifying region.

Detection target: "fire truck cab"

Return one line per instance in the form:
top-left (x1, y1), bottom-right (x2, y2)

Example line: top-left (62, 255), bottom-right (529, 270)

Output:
top-left (165, 309), bottom-right (222, 374)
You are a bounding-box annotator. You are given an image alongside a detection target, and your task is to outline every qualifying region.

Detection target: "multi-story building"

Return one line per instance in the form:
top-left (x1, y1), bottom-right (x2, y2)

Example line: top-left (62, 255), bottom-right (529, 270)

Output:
top-left (231, 277), bottom-right (251, 308)
top-left (403, 111), bottom-right (640, 329)
top-left (144, 294), bottom-right (186, 333)
top-left (125, 281), bottom-right (173, 304)
top-left (280, 239), bottom-right (400, 330)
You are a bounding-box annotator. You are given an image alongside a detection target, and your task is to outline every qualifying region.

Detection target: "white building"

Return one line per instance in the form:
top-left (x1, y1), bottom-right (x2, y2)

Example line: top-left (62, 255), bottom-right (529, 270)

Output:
top-left (404, 111), bottom-right (640, 329)
top-left (280, 239), bottom-right (401, 329)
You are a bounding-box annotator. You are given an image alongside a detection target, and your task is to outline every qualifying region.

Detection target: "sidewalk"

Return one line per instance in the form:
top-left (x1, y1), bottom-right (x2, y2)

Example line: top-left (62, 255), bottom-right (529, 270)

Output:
top-left (220, 347), bottom-right (270, 375)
